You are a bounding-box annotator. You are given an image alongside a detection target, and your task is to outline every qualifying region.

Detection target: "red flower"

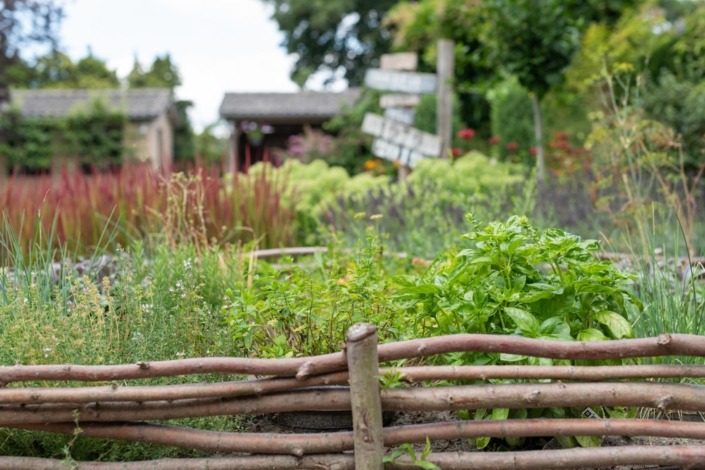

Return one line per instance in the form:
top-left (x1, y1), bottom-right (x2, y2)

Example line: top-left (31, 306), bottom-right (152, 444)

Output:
top-left (505, 141), bottom-right (519, 153)
top-left (529, 146), bottom-right (538, 156)
top-left (451, 147), bottom-right (463, 158)
top-left (554, 130), bottom-right (568, 141)
top-left (457, 128), bottom-right (476, 140)
top-left (488, 135), bottom-right (501, 145)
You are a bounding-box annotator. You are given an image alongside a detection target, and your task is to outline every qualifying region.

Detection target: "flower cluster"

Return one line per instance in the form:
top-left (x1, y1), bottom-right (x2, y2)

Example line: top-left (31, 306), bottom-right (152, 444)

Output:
top-left (457, 128), bottom-right (476, 140)
top-left (452, 128), bottom-right (476, 158)
top-left (240, 121), bottom-right (273, 143)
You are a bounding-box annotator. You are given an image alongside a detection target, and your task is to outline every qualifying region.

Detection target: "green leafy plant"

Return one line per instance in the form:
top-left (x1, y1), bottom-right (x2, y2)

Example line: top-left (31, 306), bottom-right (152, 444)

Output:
top-left (384, 437), bottom-right (440, 470)
top-left (397, 214), bottom-right (640, 345)
top-left (393, 214), bottom-right (641, 447)
top-left (379, 369), bottom-right (407, 390)
top-left (222, 230), bottom-right (409, 358)
top-left (327, 153), bottom-right (530, 258)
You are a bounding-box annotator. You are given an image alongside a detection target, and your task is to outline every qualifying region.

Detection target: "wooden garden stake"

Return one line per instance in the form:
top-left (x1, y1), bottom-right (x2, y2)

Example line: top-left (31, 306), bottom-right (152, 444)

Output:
top-left (346, 323), bottom-right (384, 469)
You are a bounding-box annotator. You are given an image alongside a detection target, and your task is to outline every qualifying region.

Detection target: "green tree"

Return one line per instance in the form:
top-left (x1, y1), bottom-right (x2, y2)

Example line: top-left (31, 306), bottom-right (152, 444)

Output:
top-left (478, 0), bottom-right (581, 186)
top-left (385, 0), bottom-right (494, 136)
top-left (264, 0), bottom-right (398, 87)
top-left (477, 0), bottom-right (638, 186)
top-left (195, 123), bottom-right (228, 163)
top-left (387, 0), bottom-right (637, 184)
top-left (28, 49), bottom-right (119, 89)
top-left (3, 52), bottom-right (35, 88)
top-left (73, 50), bottom-right (119, 88)
top-left (0, 0), bottom-right (64, 106)
top-left (565, 1), bottom-right (705, 164)
top-left (128, 54), bottom-right (181, 89)
top-left (128, 54), bottom-right (194, 162)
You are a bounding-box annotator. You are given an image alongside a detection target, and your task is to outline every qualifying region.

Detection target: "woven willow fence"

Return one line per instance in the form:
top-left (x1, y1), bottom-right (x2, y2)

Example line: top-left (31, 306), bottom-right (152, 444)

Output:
top-left (2, 324), bottom-right (705, 469)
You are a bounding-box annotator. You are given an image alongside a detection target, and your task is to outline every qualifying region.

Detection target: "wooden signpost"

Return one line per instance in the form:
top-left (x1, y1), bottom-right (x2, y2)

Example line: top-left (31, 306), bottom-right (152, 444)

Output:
top-left (379, 94), bottom-right (421, 109)
top-left (362, 43), bottom-right (453, 178)
top-left (364, 69), bottom-right (437, 95)
top-left (362, 113), bottom-right (441, 168)
top-left (380, 52), bottom-right (418, 71)
top-left (383, 107), bottom-right (415, 126)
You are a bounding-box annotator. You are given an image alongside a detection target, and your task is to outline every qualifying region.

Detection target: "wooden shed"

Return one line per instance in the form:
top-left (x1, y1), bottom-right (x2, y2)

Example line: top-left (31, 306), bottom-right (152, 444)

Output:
top-left (218, 89), bottom-right (361, 170)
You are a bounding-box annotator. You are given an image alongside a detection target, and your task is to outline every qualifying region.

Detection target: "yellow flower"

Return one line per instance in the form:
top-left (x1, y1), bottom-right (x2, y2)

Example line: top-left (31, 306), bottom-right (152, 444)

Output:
top-left (364, 159), bottom-right (381, 171)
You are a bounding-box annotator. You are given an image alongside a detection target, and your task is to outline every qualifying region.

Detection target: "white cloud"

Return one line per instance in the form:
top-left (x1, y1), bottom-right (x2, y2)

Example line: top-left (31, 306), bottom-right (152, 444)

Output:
top-left (59, 0), bottom-right (300, 131)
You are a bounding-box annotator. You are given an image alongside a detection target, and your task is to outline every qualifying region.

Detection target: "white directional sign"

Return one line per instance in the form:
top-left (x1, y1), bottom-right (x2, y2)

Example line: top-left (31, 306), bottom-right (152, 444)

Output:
top-left (380, 94), bottom-right (421, 109)
top-left (371, 139), bottom-right (425, 168)
top-left (380, 52), bottom-right (418, 71)
top-left (362, 113), bottom-right (441, 158)
top-left (384, 107), bottom-right (416, 125)
top-left (364, 69), bottom-right (437, 94)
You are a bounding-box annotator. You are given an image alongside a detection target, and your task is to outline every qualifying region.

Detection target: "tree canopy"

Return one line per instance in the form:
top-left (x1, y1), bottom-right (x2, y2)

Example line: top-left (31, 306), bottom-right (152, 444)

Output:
top-left (18, 50), bottom-right (120, 89)
top-left (128, 54), bottom-right (181, 89)
top-left (0, 0), bottom-right (63, 103)
top-left (264, 0), bottom-right (398, 87)
top-left (0, 0), bottom-right (64, 103)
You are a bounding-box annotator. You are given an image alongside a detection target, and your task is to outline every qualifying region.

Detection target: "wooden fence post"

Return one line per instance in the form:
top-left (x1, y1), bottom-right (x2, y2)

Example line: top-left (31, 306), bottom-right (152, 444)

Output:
top-left (346, 323), bottom-right (384, 469)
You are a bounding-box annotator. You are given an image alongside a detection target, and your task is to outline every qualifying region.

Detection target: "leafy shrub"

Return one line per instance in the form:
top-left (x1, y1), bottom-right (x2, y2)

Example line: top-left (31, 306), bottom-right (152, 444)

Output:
top-left (394, 214), bottom-right (642, 448)
top-left (222, 231), bottom-right (409, 358)
top-left (409, 151), bottom-right (525, 197)
top-left (487, 77), bottom-right (534, 162)
top-left (246, 159), bottom-right (389, 245)
top-left (0, 100), bottom-right (126, 172)
top-left (397, 214), bottom-right (640, 348)
top-left (0, 235), bottom-right (246, 460)
top-left (327, 153), bottom-right (529, 257)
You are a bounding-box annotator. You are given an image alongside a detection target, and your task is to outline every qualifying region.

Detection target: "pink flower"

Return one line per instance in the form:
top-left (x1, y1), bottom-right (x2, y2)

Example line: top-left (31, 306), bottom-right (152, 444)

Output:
top-left (488, 135), bottom-right (501, 145)
top-left (451, 148), bottom-right (463, 158)
top-left (457, 128), bottom-right (476, 140)
top-left (505, 142), bottom-right (520, 153)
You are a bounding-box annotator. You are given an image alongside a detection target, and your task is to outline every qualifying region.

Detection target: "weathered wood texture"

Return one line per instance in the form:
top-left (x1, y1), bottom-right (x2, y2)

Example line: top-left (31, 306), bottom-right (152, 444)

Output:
top-left (2, 327), bottom-right (705, 468)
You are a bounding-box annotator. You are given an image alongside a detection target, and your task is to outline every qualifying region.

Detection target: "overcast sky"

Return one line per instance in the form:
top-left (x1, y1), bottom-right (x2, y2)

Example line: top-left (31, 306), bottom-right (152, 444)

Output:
top-left (59, 0), bottom-right (304, 131)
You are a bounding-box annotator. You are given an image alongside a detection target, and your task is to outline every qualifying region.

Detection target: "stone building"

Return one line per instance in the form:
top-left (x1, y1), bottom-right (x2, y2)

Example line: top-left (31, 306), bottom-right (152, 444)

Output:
top-left (9, 88), bottom-right (176, 168)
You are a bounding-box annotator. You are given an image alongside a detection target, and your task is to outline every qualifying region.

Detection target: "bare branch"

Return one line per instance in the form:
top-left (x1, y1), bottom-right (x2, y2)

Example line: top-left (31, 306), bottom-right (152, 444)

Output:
top-left (376, 333), bottom-right (705, 364)
top-left (1, 382), bottom-right (705, 425)
top-left (0, 353), bottom-right (347, 385)
top-left (4, 334), bottom-right (705, 384)
top-left (390, 363), bottom-right (705, 382)
top-left (388, 446), bottom-right (705, 470)
top-left (0, 454), bottom-right (354, 469)
top-left (383, 418), bottom-right (705, 445)
top-left (15, 421), bottom-right (352, 455)
top-left (381, 382), bottom-right (705, 413)
top-left (12, 418), bottom-right (705, 453)
top-left (2, 364), bottom-right (704, 405)
top-left (0, 373), bottom-right (348, 404)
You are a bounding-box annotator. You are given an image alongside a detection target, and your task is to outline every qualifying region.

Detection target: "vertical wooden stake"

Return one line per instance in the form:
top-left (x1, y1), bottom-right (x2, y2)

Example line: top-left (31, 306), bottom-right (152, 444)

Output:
top-left (346, 323), bottom-right (384, 469)
top-left (398, 165), bottom-right (410, 181)
top-left (436, 39), bottom-right (454, 159)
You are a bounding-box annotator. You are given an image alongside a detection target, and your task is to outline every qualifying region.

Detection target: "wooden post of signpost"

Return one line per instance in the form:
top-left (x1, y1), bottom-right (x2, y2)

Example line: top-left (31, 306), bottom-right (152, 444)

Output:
top-left (346, 323), bottom-right (384, 469)
top-left (436, 39), bottom-right (454, 159)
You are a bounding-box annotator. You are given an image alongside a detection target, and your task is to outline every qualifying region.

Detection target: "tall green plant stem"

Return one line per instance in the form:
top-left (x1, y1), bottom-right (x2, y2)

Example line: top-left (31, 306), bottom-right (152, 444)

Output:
top-left (531, 94), bottom-right (546, 187)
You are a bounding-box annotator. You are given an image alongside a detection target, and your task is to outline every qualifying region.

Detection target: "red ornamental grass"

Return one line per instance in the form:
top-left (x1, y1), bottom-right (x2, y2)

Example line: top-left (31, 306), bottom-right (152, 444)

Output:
top-left (0, 159), bottom-right (297, 255)
top-left (457, 128), bottom-right (476, 140)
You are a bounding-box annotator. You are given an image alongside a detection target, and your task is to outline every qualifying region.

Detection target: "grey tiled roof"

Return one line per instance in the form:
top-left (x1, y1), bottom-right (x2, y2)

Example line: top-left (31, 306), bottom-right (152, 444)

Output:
top-left (219, 89), bottom-right (361, 120)
top-left (9, 88), bottom-right (173, 120)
